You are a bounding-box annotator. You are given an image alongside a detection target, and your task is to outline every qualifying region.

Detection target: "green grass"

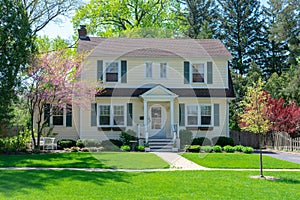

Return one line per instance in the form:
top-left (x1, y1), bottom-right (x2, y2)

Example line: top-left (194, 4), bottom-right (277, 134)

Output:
top-left (0, 152), bottom-right (169, 169)
top-left (182, 153), bottom-right (300, 169)
top-left (0, 170), bottom-right (299, 199)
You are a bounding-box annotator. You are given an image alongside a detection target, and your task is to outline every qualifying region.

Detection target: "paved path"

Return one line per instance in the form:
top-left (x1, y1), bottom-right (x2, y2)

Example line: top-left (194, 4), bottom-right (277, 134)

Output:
top-left (152, 152), bottom-right (207, 170)
top-left (261, 150), bottom-right (300, 164)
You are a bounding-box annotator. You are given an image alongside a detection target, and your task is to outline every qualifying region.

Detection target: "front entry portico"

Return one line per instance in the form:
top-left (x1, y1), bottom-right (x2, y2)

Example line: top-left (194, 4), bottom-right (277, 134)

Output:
top-left (140, 85), bottom-right (178, 143)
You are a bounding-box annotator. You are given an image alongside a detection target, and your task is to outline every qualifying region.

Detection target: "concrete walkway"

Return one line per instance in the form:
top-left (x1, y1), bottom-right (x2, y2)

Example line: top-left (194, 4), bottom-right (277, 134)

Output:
top-left (152, 152), bottom-right (207, 170)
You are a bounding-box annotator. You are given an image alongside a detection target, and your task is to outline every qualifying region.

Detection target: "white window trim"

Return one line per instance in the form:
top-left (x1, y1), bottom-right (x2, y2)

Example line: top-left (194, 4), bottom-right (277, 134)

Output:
top-left (159, 62), bottom-right (168, 79)
top-left (190, 62), bottom-right (206, 84)
top-left (50, 105), bottom-right (66, 127)
top-left (185, 104), bottom-right (213, 127)
top-left (103, 60), bottom-right (121, 83)
top-left (97, 104), bottom-right (126, 127)
top-left (144, 61), bottom-right (153, 78)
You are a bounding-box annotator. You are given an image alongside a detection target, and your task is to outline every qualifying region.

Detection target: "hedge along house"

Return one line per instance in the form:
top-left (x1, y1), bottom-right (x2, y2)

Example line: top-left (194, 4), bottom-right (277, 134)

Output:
top-left (46, 26), bottom-right (234, 151)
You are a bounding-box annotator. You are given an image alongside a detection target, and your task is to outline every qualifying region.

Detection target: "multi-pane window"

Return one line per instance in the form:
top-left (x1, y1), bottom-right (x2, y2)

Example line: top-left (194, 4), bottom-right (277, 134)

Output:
top-left (201, 105), bottom-right (212, 125)
top-left (105, 61), bottom-right (119, 82)
top-left (187, 105), bottom-right (198, 126)
top-left (99, 105), bottom-right (110, 126)
top-left (160, 63), bottom-right (167, 78)
top-left (52, 105), bottom-right (64, 126)
top-left (186, 104), bottom-right (212, 126)
top-left (192, 63), bottom-right (205, 83)
top-left (98, 105), bottom-right (125, 127)
top-left (113, 105), bottom-right (125, 126)
top-left (145, 62), bottom-right (153, 78)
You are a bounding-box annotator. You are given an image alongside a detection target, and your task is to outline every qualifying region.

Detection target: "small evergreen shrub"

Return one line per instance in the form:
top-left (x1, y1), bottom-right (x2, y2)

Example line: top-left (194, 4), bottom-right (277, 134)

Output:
top-left (234, 145), bottom-right (244, 152)
top-left (179, 129), bottom-right (193, 149)
top-left (186, 145), bottom-right (200, 152)
top-left (191, 137), bottom-right (212, 146)
top-left (120, 130), bottom-right (137, 146)
top-left (200, 145), bottom-right (213, 153)
top-left (213, 145), bottom-right (222, 152)
top-left (57, 139), bottom-right (76, 149)
top-left (242, 146), bottom-right (254, 154)
top-left (135, 145), bottom-right (145, 152)
top-left (212, 136), bottom-right (234, 147)
top-left (121, 145), bottom-right (131, 152)
top-left (223, 145), bottom-right (235, 153)
top-left (76, 139), bottom-right (84, 148)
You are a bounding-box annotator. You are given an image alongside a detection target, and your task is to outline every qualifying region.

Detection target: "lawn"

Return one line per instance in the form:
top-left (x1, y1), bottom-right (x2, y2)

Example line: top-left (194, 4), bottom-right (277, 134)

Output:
top-left (182, 153), bottom-right (300, 169)
top-left (0, 170), bottom-right (299, 199)
top-left (0, 152), bottom-right (169, 169)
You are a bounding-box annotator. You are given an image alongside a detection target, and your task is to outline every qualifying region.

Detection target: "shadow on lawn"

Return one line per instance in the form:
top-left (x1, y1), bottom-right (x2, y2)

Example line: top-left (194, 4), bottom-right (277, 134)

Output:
top-left (274, 177), bottom-right (300, 184)
top-left (0, 153), bottom-right (109, 168)
top-left (0, 170), bottom-right (133, 198)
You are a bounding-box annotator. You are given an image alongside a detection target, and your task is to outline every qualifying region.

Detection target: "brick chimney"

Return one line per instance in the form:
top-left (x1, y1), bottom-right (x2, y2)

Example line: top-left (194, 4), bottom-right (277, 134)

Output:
top-left (78, 25), bottom-right (89, 40)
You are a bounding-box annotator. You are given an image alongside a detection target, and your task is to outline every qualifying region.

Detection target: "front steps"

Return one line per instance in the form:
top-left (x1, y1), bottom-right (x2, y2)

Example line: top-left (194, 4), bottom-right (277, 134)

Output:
top-left (147, 138), bottom-right (178, 152)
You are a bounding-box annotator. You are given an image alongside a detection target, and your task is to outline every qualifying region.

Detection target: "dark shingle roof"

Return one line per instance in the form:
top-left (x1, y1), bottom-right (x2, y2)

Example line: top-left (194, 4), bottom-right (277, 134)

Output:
top-left (78, 37), bottom-right (232, 58)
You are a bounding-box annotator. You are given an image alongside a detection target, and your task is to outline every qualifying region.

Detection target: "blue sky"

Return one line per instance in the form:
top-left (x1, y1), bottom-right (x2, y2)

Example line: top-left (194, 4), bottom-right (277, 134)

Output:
top-left (38, 0), bottom-right (269, 40)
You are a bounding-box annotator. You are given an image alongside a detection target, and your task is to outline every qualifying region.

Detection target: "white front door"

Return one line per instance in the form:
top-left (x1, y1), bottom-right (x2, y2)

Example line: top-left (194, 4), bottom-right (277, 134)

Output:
top-left (149, 105), bottom-right (166, 138)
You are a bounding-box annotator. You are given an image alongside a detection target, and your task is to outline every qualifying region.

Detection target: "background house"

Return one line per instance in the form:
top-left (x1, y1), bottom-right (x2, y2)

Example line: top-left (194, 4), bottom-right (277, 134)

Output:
top-left (47, 26), bottom-right (234, 151)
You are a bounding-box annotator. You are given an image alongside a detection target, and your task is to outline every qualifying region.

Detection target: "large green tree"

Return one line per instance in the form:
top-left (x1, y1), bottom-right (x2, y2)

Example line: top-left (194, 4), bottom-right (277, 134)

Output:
top-left (216, 0), bottom-right (263, 75)
top-left (182, 0), bottom-right (217, 39)
top-left (267, 0), bottom-right (299, 66)
top-left (22, 0), bottom-right (82, 36)
top-left (0, 0), bottom-right (33, 132)
top-left (72, 0), bottom-right (182, 37)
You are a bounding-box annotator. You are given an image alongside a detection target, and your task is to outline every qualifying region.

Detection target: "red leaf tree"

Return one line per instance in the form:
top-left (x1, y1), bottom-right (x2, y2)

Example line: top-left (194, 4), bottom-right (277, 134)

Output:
top-left (25, 50), bottom-right (101, 149)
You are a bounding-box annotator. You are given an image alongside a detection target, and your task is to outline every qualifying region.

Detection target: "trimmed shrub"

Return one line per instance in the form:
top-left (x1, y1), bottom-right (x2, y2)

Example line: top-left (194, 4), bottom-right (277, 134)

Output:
top-left (223, 145), bottom-right (235, 153)
top-left (200, 146), bottom-right (213, 153)
top-left (120, 130), bottom-right (137, 146)
top-left (212, 136), bottom-right (234, 147)
top-left (57, 139), bottom-right (76, 149)
top-left (76, 139), bottom-right (84, 148)
top-left (213, 145), bottom-right (222, 152)
top-left (242, 146), bottom-right (254, 154)
top-left (191, 137), bottom-right (212, 146)
top-left (121, 145), bottom-right (131, 152)
top-left (186, 145), bottom-right (200, 152)
top-left (179, 129), bottom-right (193, 149)
top-left (135, 145), bottom-right (145, 152)
top-left (234, 145), bottom-right (244, 152)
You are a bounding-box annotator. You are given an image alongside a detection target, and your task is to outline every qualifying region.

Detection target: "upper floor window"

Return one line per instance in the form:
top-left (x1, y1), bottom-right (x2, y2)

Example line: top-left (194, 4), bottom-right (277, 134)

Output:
top-left (186, 104), bottom-right (212, 126)
top-left (159, 63), bottom-right (167, 78)
top-left (145, 62), bottom-right (153, 78)
top-left (105, 61), bottom-right (120, 82)
top-left (98, 104), bottom-right (125, 127)
top-left (192, 63), bottom-right (205, 83)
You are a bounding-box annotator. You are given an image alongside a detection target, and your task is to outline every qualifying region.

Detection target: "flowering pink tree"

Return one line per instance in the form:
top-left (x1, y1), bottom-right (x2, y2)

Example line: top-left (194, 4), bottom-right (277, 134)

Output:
top-left (26, 50), bottom-right (101, 148)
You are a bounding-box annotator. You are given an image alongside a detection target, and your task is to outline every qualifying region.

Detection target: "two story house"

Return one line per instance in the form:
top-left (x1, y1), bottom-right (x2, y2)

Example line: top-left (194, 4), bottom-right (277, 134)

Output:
top-left (50, 26), bottom-right (234, 151)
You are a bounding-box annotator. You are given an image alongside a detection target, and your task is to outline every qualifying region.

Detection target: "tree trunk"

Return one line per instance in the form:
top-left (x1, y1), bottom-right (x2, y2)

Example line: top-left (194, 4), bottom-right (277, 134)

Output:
top-left (259, 134), bottom-right (264, 178)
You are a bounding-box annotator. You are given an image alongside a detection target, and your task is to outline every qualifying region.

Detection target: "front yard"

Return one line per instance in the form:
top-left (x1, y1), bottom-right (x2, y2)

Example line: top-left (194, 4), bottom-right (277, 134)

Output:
top-left (0, 152), bottom-right (169, 169)
top-left (0, 170), bottom-right (299, 199)
top-left (182, 153), bottom-right (300, 169)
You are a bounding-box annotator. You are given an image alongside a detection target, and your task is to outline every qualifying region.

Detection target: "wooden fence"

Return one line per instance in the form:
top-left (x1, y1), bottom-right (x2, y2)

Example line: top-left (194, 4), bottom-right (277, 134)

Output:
top-left (230, 131), bottom-right (300, 151)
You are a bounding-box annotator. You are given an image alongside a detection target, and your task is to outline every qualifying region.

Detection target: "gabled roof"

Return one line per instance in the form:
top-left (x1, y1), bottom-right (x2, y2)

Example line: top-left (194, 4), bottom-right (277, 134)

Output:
top-left (78, 37), bottom-right (232, 58)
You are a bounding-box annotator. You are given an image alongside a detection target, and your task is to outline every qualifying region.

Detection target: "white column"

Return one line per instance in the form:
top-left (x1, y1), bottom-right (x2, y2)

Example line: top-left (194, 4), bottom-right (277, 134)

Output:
top-left (170, 99), bottom-right (174, 138)
top-left (144, 100), bottom-right (148, 143)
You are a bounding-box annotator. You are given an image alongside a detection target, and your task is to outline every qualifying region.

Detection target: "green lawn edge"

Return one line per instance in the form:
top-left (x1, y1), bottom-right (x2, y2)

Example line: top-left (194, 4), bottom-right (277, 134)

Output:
top-left (182, 152), bottom-right (300, 169)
